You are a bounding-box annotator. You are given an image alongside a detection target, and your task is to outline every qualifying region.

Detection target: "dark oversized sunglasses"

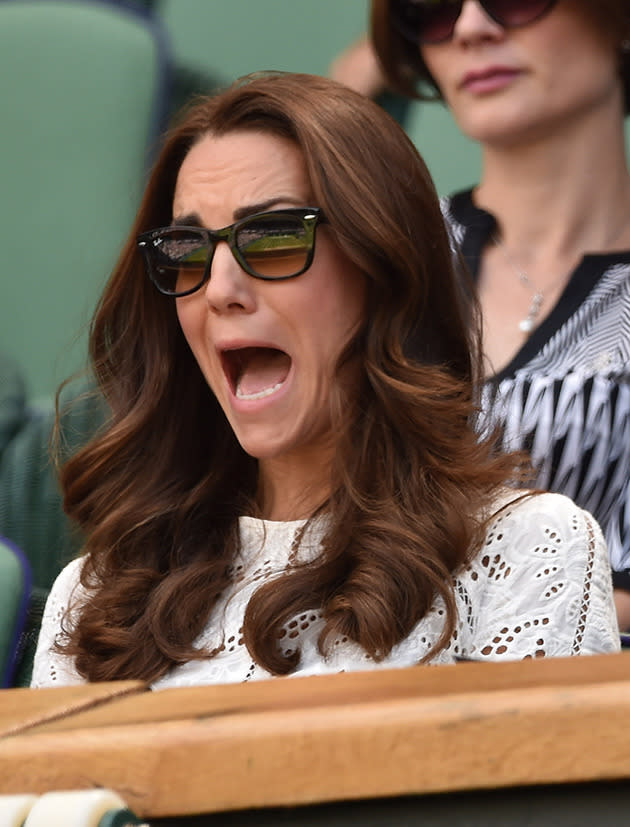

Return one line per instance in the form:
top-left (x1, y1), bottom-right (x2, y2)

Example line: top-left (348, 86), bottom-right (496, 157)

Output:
top-left (392, 0), bottom-right (557, 45)
top-left (137, 207), bottom-right (327, 297)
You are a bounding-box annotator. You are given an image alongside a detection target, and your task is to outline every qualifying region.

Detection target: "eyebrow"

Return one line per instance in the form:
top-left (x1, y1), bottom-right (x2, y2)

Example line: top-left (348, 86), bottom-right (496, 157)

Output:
top-left (171, 197), bottom-right (304, 227)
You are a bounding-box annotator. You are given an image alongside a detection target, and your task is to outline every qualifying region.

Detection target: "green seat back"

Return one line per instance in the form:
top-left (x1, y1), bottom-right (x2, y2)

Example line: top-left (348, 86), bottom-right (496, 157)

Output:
top-left (0, 376), bottom-right (106, 595)
top-left (0, 536), bottom-right (32, 687)
top-left (0, 0), bottom-right (169, 399)
top-left (0, 356), bottom-right (106, 686)
top-left (157, 0), bottom-right (366, 85)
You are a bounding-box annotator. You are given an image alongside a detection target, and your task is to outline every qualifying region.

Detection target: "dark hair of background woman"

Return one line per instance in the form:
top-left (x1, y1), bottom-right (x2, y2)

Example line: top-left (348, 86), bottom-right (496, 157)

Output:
top-left (57, 72), bottom-right (522, 682)
top-left (371, 0), bottom-right (630, 113)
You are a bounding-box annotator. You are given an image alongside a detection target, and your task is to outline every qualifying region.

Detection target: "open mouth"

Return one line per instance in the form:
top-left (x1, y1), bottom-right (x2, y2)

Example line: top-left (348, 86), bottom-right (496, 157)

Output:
top-left (221, 346), bottom-right (292, 401)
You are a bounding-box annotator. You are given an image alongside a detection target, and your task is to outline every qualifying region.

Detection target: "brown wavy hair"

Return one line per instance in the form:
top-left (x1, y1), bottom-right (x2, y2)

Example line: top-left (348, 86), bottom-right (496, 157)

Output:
top-left (371, 0), bottom-right (630, 114)
top-left (58, 72), bottom-right (522, 682)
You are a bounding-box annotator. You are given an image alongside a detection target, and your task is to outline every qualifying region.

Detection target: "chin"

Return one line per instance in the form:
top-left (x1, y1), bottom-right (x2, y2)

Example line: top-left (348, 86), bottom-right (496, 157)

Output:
top-left (235, 433), bottom-right (293, 462)
top-left (455, 105), bottom-right (540, 147)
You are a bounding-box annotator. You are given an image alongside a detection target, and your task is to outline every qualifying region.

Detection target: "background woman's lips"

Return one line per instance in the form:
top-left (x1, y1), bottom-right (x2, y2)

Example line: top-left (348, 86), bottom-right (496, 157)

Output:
top-left (461, 67), bottom-right (520, 94)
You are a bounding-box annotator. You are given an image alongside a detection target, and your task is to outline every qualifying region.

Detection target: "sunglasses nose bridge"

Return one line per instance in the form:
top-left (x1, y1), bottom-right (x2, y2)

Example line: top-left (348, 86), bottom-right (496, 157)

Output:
top-left (402, 0), bottom-right (557, 45)
top-left (216, 223), bottom-right (251, 275)
top-left (202, 238), bottom-right (259, 313)
top-left (453, 0), bottom-right (504, 38)
top-left (205, 228), bottom-right (250, 284)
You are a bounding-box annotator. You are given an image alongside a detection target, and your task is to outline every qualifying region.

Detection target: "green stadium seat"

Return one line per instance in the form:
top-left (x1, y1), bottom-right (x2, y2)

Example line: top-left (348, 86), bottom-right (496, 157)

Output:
top-left (0, 351), bottom-right (107, 686)
top-left (0, 0), bottom-right (170, 399)
top-left (0, 536), bottom-right (32, 687)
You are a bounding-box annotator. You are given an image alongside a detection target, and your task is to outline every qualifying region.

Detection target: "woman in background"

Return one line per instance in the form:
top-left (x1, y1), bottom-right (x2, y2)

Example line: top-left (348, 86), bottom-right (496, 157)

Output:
top-left (32, 73), bottom-right (618, 689)
top-left (334, 1), bottom-right (630, 627)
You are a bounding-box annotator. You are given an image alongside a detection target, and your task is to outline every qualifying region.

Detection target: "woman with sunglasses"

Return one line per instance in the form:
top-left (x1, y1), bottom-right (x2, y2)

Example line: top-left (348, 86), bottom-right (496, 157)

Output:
top-left (361, 1), bottom-right (630, 629)
top-left (31, 73), bottom-right (618, 688)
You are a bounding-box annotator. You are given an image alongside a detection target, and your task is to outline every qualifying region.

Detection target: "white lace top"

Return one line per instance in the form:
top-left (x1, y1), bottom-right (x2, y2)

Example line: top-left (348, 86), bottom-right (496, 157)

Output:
top-left (31, 492), bottom-right (620, 689)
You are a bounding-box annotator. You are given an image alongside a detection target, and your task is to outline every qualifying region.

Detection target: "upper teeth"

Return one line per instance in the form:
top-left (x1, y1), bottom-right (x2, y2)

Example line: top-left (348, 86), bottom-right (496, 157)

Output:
top-left (235, 381), bottom-right (284, 401)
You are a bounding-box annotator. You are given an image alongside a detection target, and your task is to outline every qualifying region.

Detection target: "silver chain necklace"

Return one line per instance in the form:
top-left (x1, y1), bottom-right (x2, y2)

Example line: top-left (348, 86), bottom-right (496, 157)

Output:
top-left (493, 216), bottom-right (630, 336)
top-left (513, 269), bottom-right (544, 335)
top-left (492, 233), bottom-right (555, 335)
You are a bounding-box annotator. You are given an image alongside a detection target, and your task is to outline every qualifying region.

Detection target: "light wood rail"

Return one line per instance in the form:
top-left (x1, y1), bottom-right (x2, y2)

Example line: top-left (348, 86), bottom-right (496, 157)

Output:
top-left (1, 654), bottom-right (629, 818)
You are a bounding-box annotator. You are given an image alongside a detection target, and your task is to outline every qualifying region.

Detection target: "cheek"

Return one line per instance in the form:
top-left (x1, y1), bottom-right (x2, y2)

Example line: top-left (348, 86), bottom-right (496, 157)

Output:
top-left (176, 295), bottom-right (204, 346)
top-left (306, 273), bottom-right (365, 366)
top-left (175, 296), bottom-right (192, 340)
top-left (419, 47), bottom-right (448, 91)
top-left (334, 265), bottom-right (366, 336)
top-left (175, 296), bottom-right (212, 372)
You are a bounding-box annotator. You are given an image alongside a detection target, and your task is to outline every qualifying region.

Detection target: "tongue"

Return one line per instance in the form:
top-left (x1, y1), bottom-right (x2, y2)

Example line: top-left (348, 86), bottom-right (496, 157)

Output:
top-left (237, 348), bottom-right (291, 397)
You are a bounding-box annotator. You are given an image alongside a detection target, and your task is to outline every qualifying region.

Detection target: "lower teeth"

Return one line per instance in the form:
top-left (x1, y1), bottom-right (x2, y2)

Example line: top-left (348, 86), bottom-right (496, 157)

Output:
top-left (235, 381), bottom-right (284, 401)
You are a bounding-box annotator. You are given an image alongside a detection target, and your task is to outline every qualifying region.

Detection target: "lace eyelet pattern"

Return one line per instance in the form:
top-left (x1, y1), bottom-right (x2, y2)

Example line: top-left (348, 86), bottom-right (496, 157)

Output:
top-left (30, 492), bottom-right (620, 689)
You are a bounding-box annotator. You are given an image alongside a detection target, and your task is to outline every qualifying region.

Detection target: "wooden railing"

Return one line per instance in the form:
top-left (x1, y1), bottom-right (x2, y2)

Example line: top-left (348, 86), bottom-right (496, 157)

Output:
top-left (2, 653), bottom-right (630, 821)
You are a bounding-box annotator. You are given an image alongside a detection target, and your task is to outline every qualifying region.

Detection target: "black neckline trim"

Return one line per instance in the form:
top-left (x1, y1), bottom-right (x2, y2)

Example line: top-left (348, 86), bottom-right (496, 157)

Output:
top-left (447, 189), bottom-right (630, 381)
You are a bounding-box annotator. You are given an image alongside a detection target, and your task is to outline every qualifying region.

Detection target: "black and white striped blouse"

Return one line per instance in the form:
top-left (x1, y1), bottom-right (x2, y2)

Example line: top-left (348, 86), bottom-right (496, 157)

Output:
top-left (442, 189), bottom-right (630, 583)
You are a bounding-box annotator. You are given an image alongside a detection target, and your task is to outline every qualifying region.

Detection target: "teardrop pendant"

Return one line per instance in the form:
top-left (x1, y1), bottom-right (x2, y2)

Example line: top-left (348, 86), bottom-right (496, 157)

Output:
top-left (518, 291), bottom-right (544, 336)
top-left (518, 317), bottom-right (534, 333)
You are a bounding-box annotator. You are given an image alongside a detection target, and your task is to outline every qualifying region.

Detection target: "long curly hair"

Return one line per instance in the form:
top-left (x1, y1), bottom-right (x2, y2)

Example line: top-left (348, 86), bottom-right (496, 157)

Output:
top-left (371, 0), bottom-right (630, 114)
top-left (58, 72), bottom-right (522, 682)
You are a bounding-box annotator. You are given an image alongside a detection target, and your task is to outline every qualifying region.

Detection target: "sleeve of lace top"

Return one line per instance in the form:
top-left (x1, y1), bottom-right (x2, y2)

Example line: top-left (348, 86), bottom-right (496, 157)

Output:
top-left (467, 492), bottom-right (620, 660)
top-left (30, 557), bottom-right (86, 687)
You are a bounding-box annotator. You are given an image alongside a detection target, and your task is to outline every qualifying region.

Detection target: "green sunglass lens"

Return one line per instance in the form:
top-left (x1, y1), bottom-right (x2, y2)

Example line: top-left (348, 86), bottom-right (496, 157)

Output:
top-left (237, 216), bottom-right (310, 278)
top-left (153, 231), bottom-right (209, 294)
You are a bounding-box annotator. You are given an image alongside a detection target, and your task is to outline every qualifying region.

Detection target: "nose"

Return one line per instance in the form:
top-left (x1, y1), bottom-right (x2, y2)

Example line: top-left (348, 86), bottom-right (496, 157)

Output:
top-left (452, 0), bottom-right (505, 44)
top-left (204, 241), bottom-right (257, 314)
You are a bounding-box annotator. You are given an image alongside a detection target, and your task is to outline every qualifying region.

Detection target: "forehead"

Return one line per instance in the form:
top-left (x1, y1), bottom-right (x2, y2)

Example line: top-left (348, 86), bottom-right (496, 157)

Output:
top-left (172, 130), bottom-right (312, 221)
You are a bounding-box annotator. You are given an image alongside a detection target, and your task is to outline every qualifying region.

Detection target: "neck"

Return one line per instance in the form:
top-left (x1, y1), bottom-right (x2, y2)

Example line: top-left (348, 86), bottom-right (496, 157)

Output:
top-left (475, 103), bottom-right (630, 263)
top-left (256, 443), bottom-right (333, 522)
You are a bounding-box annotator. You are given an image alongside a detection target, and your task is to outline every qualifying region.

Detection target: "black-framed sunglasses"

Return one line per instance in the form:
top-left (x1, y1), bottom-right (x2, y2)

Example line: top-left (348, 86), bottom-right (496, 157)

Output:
top-left (137, 207), bottom-right (327, 297)
top-left (392, 0), bottom-right (557, 45)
